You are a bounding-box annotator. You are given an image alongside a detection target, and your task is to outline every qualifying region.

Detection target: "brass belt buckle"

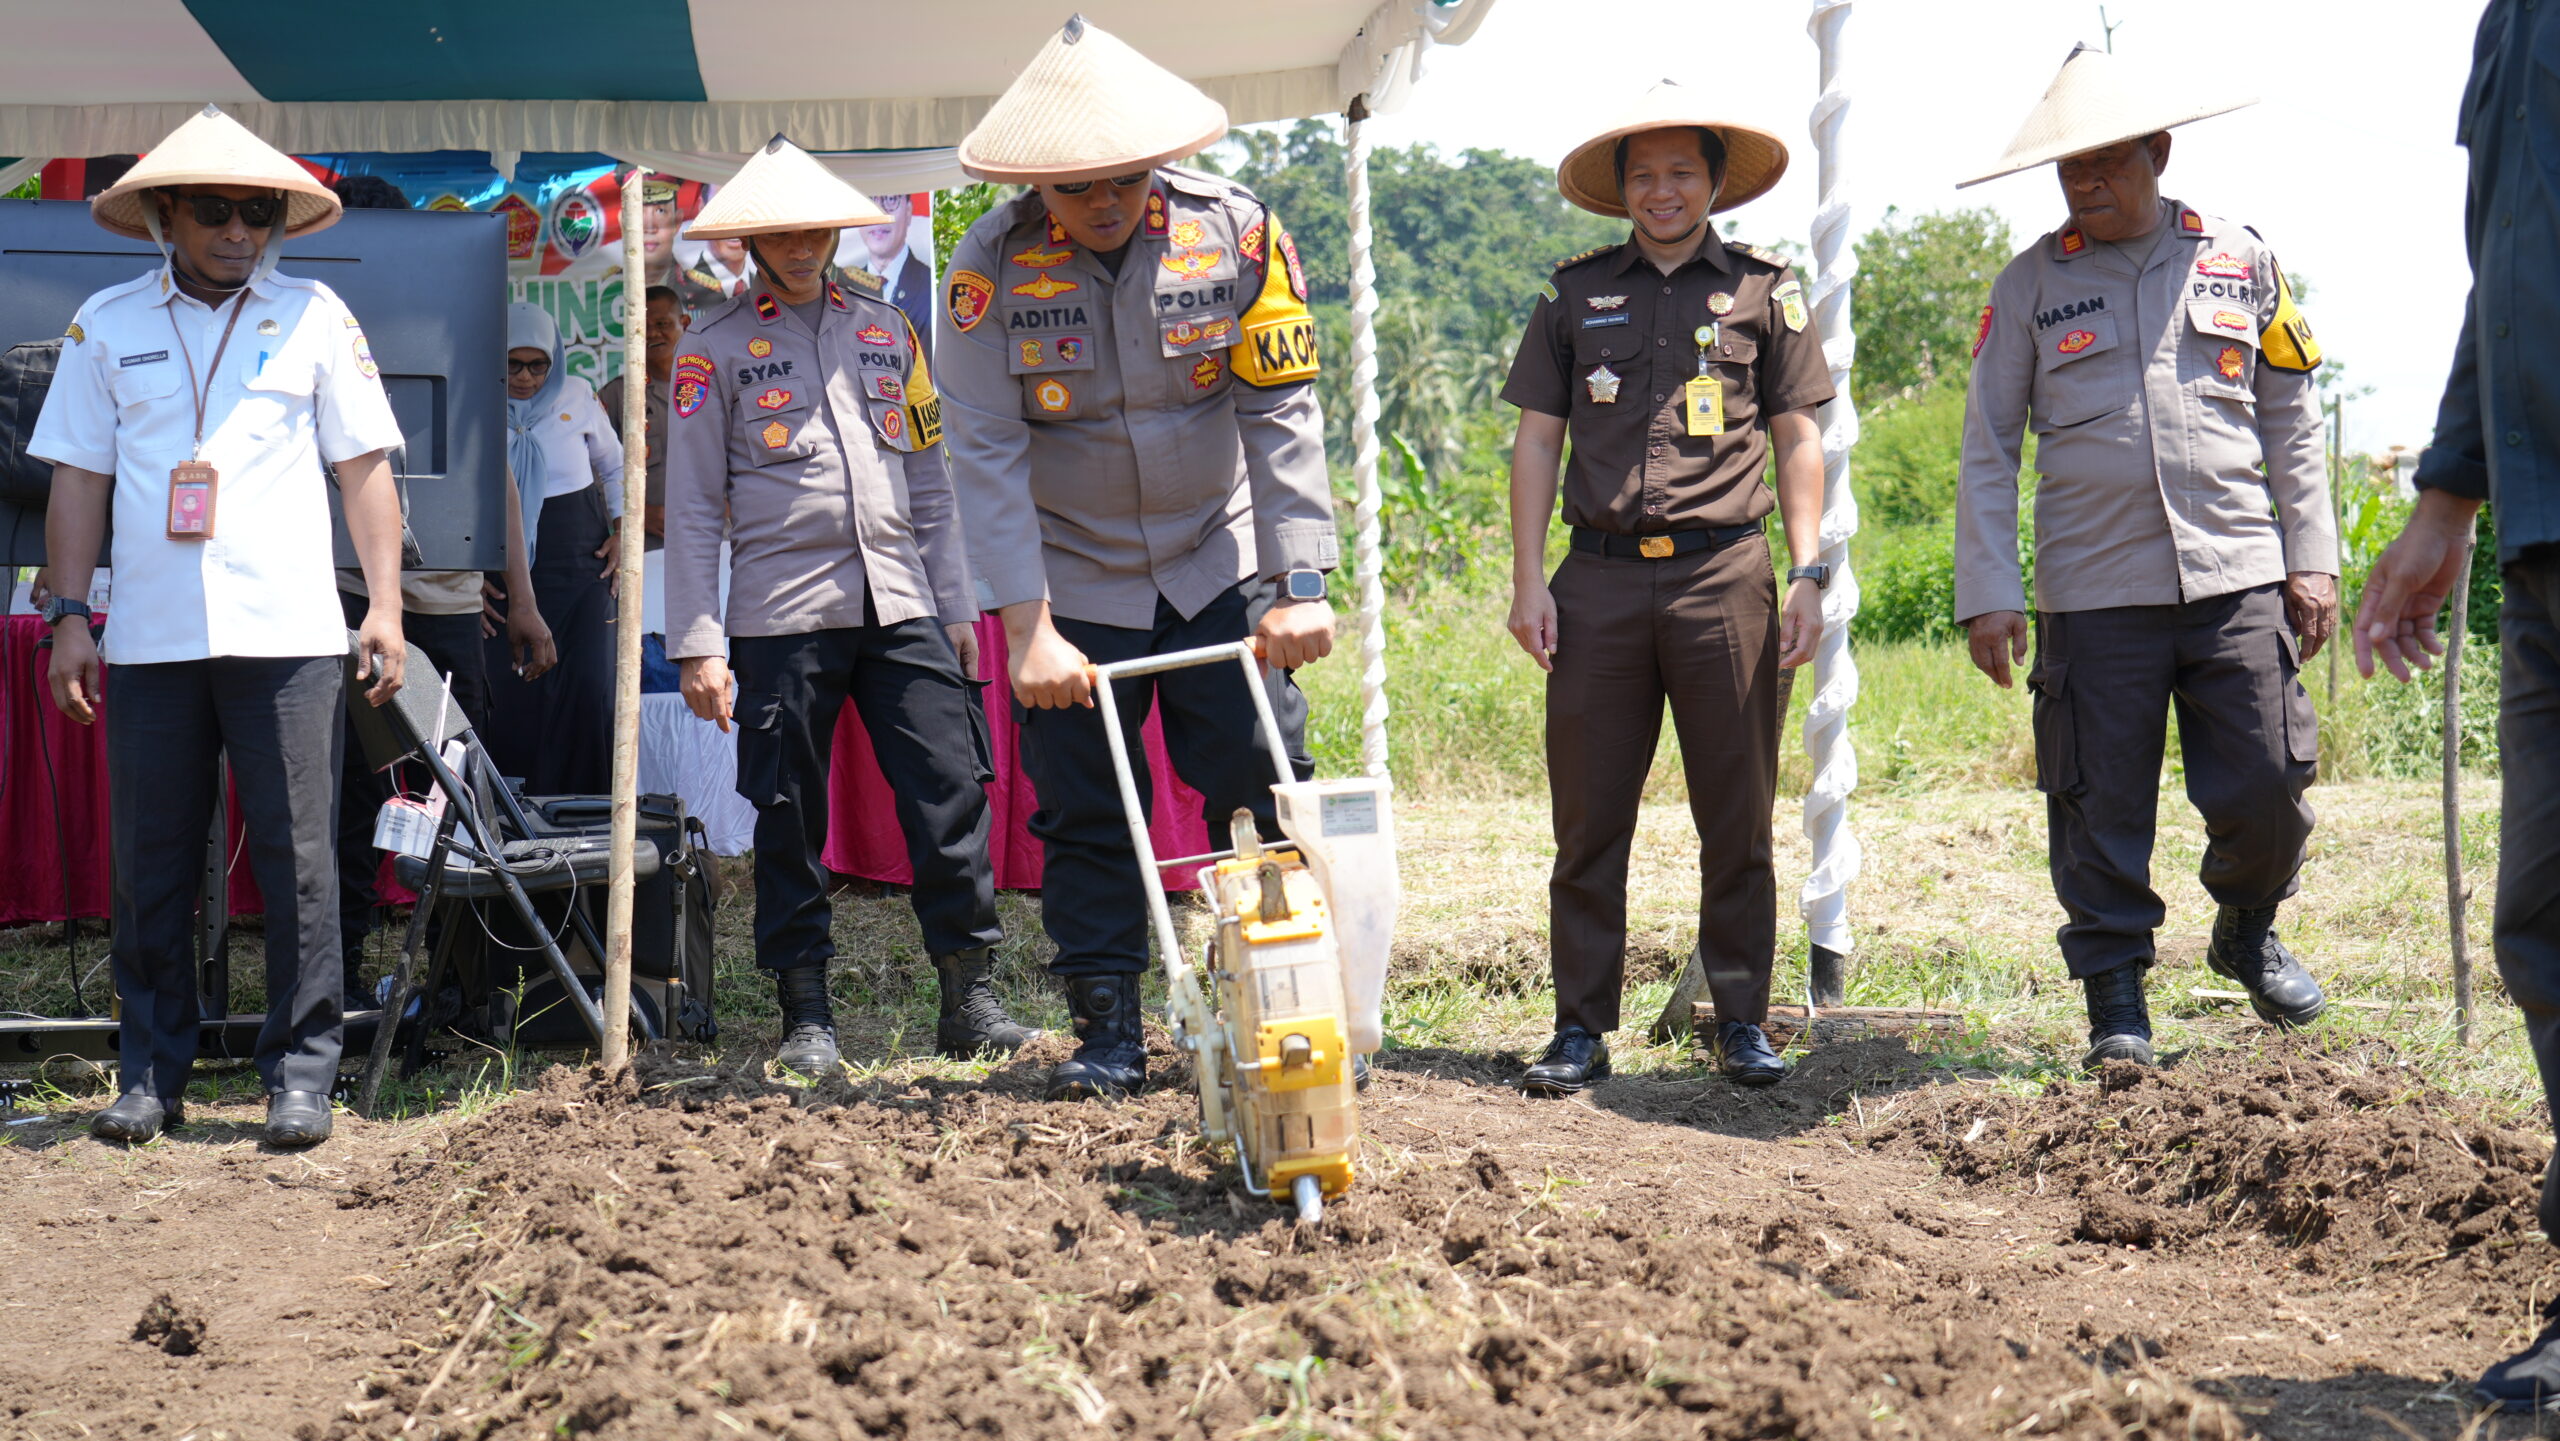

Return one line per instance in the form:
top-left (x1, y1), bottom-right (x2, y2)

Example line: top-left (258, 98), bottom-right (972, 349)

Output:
top-left (1638, 535), bottom-right (1675, 559)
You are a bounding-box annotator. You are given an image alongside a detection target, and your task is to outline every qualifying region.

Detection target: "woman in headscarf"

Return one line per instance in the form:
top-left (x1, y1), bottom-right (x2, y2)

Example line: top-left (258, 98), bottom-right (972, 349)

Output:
top-left (481, 301), bottom-right (625, 795)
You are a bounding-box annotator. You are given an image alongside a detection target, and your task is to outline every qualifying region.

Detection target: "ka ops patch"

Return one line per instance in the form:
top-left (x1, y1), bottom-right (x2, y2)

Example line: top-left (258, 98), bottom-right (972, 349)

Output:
top-left (1229, 219), bottom-right (1319, 388)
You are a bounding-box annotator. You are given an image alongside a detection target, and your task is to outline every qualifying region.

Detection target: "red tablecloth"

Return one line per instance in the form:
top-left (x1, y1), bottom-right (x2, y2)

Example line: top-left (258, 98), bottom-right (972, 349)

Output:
top-left (1, 613), bottom-right (1209, 924)
top-left (822, 615), bottom-right (1209, 890)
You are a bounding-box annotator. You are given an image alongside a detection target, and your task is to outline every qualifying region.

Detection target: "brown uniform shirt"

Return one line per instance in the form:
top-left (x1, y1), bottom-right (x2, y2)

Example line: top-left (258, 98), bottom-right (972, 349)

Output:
top-left (1501, 236), bottom-right (1834, 533)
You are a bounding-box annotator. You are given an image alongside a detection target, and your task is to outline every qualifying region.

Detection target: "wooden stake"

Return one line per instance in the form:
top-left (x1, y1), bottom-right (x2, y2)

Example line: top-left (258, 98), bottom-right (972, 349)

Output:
top-left (2444, 540), bottom-right (2476, 1047)
top-left (600, 166), bottom-right (649, 1074)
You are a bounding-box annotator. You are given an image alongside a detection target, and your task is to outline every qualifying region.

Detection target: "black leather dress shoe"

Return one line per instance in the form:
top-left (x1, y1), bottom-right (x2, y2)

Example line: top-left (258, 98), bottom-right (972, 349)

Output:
top-left (1713, 1021), bottom-right (1787, 1086)
top-left (2206, 904), bottom-right (2327, 1027)
top-left (265, 1091), bottom-right (334, 1146)
top-left (2479, 1301), bottom-right (2560, 1412)
top-left (1522, 1027), bottom-right (1609, 1096)
top-left (91, 1093), bottom-right (179, 1143)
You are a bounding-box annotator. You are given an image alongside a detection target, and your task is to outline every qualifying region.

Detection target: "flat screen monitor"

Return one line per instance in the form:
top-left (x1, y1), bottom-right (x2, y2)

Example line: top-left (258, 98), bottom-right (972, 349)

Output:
top-left (0, 198), bottom-right (508, 571)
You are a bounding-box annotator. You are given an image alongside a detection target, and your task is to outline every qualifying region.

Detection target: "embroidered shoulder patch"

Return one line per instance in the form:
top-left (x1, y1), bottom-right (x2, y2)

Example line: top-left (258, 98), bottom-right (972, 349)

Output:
top-left (1971, 305), bottom-right (1993, 359)
top-left (947, 270), bottom-right (994, 332)
top-left (2260, 267), bottom-right (2322, 374)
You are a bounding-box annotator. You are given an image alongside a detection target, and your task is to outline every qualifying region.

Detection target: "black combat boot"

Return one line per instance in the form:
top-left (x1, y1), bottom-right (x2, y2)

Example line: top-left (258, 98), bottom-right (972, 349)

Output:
top-left (2082, 962), bottom-right (2155, 1070)
top-left (772, 965), bottom-right (840, 1075)
top-left (2205, 903), bottom-right (2327, 1028)
top-left (933, 949), bottom-right (1039, 1059)
top-left (1045, 975), bottom-right (1147, 1100)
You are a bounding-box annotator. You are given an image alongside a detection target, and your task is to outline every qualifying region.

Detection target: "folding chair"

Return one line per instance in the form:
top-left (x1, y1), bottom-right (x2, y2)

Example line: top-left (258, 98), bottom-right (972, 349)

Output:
top-left (347, 634), bottom-right (656, 1112)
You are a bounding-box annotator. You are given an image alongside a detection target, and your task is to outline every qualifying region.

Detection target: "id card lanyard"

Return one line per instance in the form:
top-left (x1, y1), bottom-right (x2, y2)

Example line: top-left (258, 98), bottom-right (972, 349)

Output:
top-left (1685, 322), bottom-right (1725, 437)
top-left (166, 290), bottom-right (250, 539)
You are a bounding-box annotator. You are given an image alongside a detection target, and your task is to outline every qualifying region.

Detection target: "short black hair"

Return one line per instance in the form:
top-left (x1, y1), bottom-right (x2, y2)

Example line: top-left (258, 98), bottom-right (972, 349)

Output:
top-left (1615, 128), bottom-right (1727, 194)
top-left (332, 174), bottom-right (410, 211)
top-left (644, 284), bottom-right (682, 309)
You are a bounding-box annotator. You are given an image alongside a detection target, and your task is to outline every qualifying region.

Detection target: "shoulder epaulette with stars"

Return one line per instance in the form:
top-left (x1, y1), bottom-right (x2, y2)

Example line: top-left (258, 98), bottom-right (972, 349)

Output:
top-left (1725, 239), bottom-right (1788, 267)
top-left (1552, 244), bottom-right (1614, 272)
top-left (839, 266), bottom-right (886, 296)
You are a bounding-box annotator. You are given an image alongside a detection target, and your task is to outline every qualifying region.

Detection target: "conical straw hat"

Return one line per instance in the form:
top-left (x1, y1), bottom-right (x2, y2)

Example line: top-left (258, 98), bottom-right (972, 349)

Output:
top-left (92, 104), bottom-right (340, 241)
top-left (1959, 43), bottom-right (2254, 188)
top-left (684, 135), bottom-right (891, 240)
top-left (958, 14), bottom-right (1228, 185)
top-left (1557, 81), bottom-right (1788, 218)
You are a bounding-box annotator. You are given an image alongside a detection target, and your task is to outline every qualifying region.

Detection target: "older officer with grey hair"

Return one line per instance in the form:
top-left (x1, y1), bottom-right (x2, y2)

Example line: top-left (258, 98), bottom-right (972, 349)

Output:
top-left (940, 16), bottom-right (1339, 1102)
top-left (1955, 46), bottom-right (2339, 1070)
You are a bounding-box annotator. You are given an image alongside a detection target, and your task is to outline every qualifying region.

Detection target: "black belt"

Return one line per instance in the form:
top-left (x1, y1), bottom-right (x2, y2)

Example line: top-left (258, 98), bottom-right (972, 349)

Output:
top-left (1569, 523), bottom-right (1759, 560)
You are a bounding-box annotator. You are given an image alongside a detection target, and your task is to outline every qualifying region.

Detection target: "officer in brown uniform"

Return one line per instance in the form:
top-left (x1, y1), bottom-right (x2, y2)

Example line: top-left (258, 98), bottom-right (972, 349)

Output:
top-left (663, 137), bottom-right (1033, 1074)
top-left (1501, 84), bottom-right (1836, 1094)
top-left (941, 17), bottom-right (1339, 1101)
top-left (1955, 47), bottom-right (2337, 1069)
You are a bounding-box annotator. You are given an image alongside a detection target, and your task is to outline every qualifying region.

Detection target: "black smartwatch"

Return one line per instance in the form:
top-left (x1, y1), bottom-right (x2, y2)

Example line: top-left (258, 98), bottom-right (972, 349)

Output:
top-left (42, 596), bottom-right (93, 628)
top-left (1787, 564), bottom-right (1832, 590)
top-left (1281, 568), bottom-right (1328, 602)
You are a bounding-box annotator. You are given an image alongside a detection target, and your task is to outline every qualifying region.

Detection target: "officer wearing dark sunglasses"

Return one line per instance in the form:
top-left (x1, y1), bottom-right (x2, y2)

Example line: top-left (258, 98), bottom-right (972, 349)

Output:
top-left (29, 106), bottom-right (409, 1149)
top-left (940, 17), bottom-right (1338, 1102)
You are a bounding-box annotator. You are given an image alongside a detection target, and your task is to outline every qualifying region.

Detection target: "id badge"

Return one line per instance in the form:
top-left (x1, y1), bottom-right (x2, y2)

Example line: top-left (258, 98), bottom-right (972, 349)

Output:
top-left (1684, 378), bottom-right (1724, 437)
top-left (167, 461), bottom-right (218, 539)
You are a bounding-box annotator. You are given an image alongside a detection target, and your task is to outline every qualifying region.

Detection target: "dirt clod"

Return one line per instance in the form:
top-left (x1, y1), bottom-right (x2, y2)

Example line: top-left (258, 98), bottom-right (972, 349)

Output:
top-left (132, 1293), bottom-right (206, 1356)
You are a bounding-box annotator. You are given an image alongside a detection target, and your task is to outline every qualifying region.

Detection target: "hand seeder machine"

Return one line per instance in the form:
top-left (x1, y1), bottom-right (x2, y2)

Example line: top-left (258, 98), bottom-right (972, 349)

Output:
top-left (1086, 641), bottom-right (1397, 1224)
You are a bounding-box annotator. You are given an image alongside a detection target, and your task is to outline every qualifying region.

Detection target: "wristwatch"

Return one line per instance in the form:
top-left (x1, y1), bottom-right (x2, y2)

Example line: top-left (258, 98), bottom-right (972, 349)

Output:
top-left (1281, 568), bottom-right (1328, 602)
top-left (41, 596), bottom-right (93, 628)
top-left (1787, 564), bottom-right (1832, 590)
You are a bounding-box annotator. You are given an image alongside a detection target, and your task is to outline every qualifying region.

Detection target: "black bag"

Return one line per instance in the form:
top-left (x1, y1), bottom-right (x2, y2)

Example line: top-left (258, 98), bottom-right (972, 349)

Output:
top-left (0, 338), bottom-right (63, 509)
top-left (438, 792), bottom-right (720, 1046)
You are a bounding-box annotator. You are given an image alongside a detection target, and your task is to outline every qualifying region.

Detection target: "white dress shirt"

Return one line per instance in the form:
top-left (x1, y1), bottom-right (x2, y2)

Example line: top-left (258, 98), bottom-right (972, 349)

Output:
top-left (30, 265), bottom-right (405, 664)
top-left (526, 377), bottom-right (626, 511)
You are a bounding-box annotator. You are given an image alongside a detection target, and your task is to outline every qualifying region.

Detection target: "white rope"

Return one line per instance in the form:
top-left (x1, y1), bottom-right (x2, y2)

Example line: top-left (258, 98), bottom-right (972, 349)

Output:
top-left (1801, 0), bottom-right (1863, 958)
top-left (1344, 111), bottom-right (1391, 780)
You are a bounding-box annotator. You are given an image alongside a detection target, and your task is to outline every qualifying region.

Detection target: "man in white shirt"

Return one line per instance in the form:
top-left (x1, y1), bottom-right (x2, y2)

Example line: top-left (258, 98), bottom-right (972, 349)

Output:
top-left (30, 107), bottom-right (410, 1147)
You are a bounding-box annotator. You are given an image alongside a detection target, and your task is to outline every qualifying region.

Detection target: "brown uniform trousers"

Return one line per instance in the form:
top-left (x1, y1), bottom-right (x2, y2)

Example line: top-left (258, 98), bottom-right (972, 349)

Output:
top-left (1548, 530), bottom-right (1779, 1033)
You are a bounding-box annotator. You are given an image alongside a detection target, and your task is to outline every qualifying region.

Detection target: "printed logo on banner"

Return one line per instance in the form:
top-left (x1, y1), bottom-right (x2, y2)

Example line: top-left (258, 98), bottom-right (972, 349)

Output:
top-left (548, 191), bottom-right (603, 261)
top-left (493, 193), bottom-right (541, 260)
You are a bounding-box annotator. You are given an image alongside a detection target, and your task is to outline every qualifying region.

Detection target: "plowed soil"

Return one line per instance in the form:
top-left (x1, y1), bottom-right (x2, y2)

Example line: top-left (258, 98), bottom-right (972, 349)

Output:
top-left (5, 1031), bottom-right (2554, 1440)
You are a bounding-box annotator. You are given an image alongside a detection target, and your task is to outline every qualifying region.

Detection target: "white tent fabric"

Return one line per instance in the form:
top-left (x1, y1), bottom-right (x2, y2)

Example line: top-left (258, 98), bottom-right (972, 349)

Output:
top-left (0, 0), bottom-right (1491, 167)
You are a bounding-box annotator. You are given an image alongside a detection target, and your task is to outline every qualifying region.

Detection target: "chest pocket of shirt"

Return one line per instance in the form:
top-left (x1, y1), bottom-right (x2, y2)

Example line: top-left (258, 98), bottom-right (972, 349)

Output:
top-left (1708, 333), bottom-right (1759, 427)
top-left (2033, 310), bottom-right (2131, 428)
top-left (108, 355), bottom-right (183, 418)
top-left (738, 383), bottom-right (816, 461)
top-left (2185, 301), bottom-right (2258, 401)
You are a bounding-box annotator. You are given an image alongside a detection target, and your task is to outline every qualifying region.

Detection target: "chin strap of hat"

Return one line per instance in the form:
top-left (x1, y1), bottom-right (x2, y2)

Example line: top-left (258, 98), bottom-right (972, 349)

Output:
top-left (143, 188), bottom-right (289, 295)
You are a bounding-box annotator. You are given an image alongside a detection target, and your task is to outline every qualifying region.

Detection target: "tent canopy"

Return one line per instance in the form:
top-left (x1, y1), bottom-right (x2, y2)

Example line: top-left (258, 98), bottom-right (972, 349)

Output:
top-left (0, 0), bottom-right (1494, 187)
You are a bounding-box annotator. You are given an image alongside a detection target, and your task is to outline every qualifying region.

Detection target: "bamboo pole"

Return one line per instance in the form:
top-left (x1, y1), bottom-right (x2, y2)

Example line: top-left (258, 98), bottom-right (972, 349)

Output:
top-left (600, 166), bottom-right (649, 1073)
top-left (2443, 540), bottom-right (2475, 1046)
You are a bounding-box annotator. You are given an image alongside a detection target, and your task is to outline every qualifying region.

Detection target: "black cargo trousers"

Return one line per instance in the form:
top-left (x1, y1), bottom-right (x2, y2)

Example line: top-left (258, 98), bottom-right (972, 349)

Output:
top-left (2027, 583), bottom-right (2320, 979)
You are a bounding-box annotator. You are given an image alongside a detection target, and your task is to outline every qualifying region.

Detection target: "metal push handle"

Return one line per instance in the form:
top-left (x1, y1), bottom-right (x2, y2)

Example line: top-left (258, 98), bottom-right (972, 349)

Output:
top-left (1087, 640), bottom-right (1294, 1001)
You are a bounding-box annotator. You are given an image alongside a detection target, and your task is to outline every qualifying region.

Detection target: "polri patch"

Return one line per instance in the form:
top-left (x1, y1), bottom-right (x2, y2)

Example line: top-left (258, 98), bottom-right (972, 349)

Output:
top-left (947, 271), bottom-right (994, 332)
top-left (1238, 220), bottom-right (1267, 262)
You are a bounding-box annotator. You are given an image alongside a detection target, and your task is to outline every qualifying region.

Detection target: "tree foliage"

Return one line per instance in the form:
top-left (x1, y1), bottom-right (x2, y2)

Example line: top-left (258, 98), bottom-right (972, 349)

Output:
top-left (1848, 206), bottom-right (2015, 409)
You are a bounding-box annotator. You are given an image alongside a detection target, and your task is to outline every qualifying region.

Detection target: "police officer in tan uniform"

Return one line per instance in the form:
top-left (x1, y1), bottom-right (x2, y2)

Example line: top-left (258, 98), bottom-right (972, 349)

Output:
top-left (664, 137), bottom-right (1033, 1075)
top-left (1955, 47), bottom-right (2338, 1069)
top-left (1501, 84), bottom-right (1836, 1095)
top-left (941, 17), bottom-right (1339, 1101)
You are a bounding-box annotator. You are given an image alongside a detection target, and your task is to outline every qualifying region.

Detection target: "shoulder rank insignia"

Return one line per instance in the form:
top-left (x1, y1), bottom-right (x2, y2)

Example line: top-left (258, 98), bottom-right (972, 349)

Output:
top-left (826, 281), bottom-right (848, 311)
top-left (1553, 244), bottom-right (1613, 272)
top-left (2057, 227), bottom-right (2088, 257)
top-left (1726, 240), bottom-right (1787, 267)
top-left (840, 267), bottom-right (885, 296)
top-left (62, 321), bottom-right (83, 344)
top-left (1143, 190), bottom-right (1169, 239)
top-left (754, 292), bottom-right (781, 322)
top-left (1045, 212), bottom-right (1071, 245)
top-left (2180, 208), bottom-right (2206, 236)
top-left (2260, 267), bottom-right (2322, 374)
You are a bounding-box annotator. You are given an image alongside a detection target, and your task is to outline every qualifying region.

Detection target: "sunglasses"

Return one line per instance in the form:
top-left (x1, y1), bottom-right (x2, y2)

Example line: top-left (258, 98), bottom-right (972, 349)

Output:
top-left (1050, 173), bottom-right (1150, 196)
top-left (507, 357), bottom-right (552, 375)
top-left (169, 192), bottom-right (284, 229)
